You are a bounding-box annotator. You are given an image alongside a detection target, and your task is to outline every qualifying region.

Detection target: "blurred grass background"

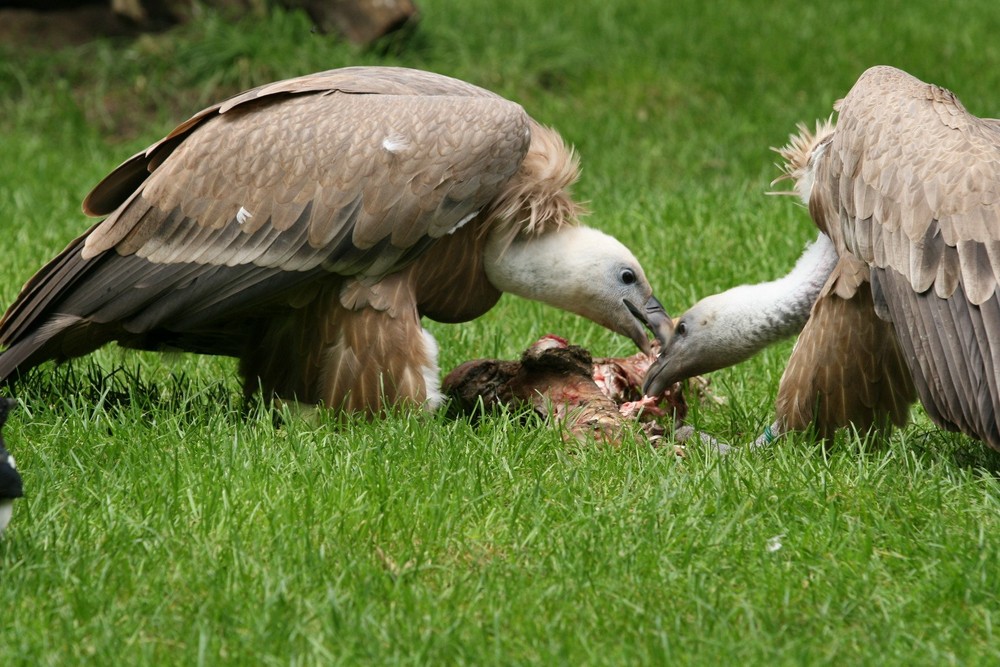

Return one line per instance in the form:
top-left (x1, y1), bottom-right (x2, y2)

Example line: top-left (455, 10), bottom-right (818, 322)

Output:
top-left (2, 0), bottom-right (1000, 664)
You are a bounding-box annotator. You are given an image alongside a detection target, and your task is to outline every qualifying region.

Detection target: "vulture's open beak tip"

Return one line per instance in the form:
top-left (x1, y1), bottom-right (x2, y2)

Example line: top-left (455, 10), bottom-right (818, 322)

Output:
top-left (625, 296), bottom-right (673, 355)
top-left (640, 367), bottom-right (662, 397)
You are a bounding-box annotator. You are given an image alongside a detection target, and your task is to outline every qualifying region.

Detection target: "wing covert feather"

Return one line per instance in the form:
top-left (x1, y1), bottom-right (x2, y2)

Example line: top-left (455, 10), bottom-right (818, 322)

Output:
top-left (82, 91), bottom-right (530, 283)
top-left (831, 66), bottom-right (1000, 305)
top-left (82, 66), bottom-right (506, 216)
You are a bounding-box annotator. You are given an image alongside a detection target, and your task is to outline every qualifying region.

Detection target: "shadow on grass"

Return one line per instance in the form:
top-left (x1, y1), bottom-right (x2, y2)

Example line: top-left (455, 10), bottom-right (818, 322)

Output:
top-left (812, 422), bottom-right (1000, 477)
top-left (904, 427), bottom-right (1000, 476)
top-left (2, 361), bottom-right (250, 424)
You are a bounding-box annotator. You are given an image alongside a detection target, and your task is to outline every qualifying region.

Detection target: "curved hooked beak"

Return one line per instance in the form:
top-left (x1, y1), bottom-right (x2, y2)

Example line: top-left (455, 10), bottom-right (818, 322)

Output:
top-left (624, 295), bottom-right (673, 356)
top-left (641, 350), bottom-right (674, 397)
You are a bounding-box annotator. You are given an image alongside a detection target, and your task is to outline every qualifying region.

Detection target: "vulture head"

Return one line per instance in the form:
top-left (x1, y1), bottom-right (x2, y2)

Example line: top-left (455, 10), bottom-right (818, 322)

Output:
top-left (641, 293), bottom-right (756, 394)
top-left (642, 233), bottom-right (839, 396)
top-left (484, 226), bottom-right (672, 355)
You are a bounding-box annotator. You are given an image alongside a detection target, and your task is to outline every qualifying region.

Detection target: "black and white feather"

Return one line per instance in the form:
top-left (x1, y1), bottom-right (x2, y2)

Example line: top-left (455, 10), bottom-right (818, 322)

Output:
top-left (0, 397), bottom-right (22, 535)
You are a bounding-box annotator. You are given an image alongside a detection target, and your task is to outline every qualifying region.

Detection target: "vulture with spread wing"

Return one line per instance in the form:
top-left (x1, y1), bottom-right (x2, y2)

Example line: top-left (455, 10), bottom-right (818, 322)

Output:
top-left (0, 66), bottom-right (670, 414)
top-left (644, 65), bottom-right (1000, 450)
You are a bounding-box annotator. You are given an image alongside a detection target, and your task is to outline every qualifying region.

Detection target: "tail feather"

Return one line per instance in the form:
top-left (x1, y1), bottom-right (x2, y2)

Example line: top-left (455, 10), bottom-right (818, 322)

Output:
top-left (0, 331), bottom-right (56, 382)
top-left (0, 316), bottom-right (109, 382)
top-left (0, 228), bottom-right (99, 381)
top-left (0, 229), bottom-right (94, 346)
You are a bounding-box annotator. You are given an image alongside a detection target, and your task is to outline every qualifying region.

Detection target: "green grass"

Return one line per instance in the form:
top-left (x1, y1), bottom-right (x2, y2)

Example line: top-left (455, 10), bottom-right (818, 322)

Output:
top-left (2, 0), bottom-right (1000, 664)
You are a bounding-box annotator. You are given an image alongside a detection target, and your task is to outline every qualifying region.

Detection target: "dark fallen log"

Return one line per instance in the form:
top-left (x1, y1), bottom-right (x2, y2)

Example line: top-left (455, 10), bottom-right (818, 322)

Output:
top-left (0, 0), bottom-right (418, 47)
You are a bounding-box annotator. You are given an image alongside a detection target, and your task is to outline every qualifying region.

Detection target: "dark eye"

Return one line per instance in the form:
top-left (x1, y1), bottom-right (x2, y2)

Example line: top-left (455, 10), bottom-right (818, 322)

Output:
top-left (676, 321), bottom-right (687, 336)
top-left (620, 269), bottom-right (637, 285)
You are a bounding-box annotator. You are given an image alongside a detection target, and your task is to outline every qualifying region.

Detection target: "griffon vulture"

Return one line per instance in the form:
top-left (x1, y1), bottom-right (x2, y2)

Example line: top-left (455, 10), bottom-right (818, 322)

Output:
top-left (644, 65), bottom-right (1000, 450)
top-left (0, 66), bottom-right (670, 414)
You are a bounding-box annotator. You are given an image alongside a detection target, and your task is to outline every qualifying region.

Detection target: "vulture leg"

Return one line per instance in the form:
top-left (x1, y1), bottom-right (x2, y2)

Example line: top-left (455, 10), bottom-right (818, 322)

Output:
top-left (873, 267), bottom-right (1000, 450)
top-left (775, 257), bottom-right (916, 441)
top-left (239, 276), bottom-right (441, 414)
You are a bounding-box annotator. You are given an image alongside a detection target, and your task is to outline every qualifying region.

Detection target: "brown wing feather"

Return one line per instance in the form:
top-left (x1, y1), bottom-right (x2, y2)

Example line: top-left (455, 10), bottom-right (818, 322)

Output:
top-left (873, 267), bottom-right (1000, 449)
top-left (240, 274), bottom-right (433, 410)
top-left (82, 66), bottom-right (507, 217)
top-left (82, 92), bottom-right (530, 268)
top-left (776, 255), bottom-right (916, 439)
top-left (832, 66), bottom-right (1000, 305)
